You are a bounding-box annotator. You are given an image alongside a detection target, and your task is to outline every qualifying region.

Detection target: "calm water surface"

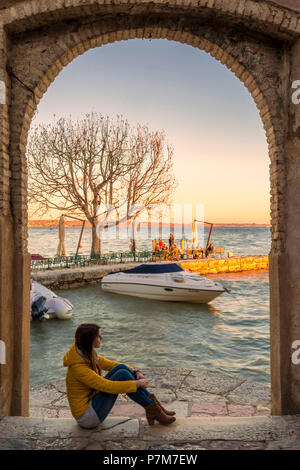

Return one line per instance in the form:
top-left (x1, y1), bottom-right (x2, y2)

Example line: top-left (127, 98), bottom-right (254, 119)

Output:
top-left (28, 225), bottom-right (271, 257)
top-left (30, 237), bottom-right (270, 387)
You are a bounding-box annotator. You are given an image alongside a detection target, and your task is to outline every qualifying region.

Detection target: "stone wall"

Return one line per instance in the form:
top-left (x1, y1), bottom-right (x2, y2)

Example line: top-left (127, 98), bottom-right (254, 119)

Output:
top-left (0, 0), bottom-right (300, 416)
top-left (33, 264), bottom-right (135, 290)
top-left (182, 255), bottom-right (269, 274)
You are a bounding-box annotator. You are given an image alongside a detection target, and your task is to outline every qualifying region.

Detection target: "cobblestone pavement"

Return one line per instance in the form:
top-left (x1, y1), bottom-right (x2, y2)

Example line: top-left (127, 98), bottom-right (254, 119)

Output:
top-left (1, 368), bottom-right (300, 450)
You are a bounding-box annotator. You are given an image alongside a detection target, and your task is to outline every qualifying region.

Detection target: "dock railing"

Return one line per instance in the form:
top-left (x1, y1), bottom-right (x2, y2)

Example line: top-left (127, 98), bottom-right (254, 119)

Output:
top-left (30, 248), bottom-right (226, 272)
top-left (30, 251), bottom-right (154, 272)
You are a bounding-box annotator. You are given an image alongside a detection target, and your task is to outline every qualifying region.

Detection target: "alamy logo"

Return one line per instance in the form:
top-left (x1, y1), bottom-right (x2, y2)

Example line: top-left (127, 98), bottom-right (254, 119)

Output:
top-left (291, 340), bottom-right (300, 365)
top-left (96, 201), bottom-right (205, 241)
top-left (0, 80), bottom-right (5, 105)
top-left (292, 81), bottom-right (300, 104)
top-left (0, 340), bottom-right (5, 365)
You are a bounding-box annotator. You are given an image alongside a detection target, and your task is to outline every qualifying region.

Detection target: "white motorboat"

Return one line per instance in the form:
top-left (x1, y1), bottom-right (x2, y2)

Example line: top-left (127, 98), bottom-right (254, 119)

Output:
top-left (30, 279), bottom-right (73, 321)
top-left (101, 263), bottom-right (226, 303)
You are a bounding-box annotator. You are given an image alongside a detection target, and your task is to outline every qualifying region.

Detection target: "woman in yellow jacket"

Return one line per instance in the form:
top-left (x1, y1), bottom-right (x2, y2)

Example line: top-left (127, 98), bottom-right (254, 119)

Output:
top-left (63, 323), bottom-right (176, 429)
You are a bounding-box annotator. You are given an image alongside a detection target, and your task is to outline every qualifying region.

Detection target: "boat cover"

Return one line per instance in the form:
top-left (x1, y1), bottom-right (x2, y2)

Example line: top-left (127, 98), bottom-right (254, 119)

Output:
top-left (115, 263), bottom-right (184, 274)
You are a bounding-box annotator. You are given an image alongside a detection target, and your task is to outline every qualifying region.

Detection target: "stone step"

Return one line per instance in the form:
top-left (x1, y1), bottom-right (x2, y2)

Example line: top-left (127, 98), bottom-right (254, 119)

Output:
top-left (0, 414), bottom-right (298, 445)
top-left (53, 401), bottom-right (266, 419)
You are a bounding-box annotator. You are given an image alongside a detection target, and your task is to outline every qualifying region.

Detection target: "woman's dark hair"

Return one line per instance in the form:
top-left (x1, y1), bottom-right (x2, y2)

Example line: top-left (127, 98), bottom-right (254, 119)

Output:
top-left (75, 323), bottom-right (101, 375)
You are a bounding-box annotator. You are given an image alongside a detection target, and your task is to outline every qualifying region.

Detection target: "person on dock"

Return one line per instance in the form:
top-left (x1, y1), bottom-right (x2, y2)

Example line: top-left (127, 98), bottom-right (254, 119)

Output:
top-left (154, 240), bottom-right (161, 261)
top-left (63, 323), bottom-right (176, 429)
top-left (205, 243), bottom-right (214, 258)
top-left (170, 242), bottom-right (179, 261)
top-left (162, 243), bottom-right (170, 260)
top-left (169, 233), bottom-right (174, 248)
top-left (155, 241), bottom-right (161, 252)
top-left (162, 243), bottom-right (169, 252)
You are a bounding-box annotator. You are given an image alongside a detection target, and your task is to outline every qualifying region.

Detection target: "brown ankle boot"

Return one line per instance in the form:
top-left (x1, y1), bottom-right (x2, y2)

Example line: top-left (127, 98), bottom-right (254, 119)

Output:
top-left (145, 401), bottom-right (176, 426)
top-left (149, 394), bottom-right (176, 416)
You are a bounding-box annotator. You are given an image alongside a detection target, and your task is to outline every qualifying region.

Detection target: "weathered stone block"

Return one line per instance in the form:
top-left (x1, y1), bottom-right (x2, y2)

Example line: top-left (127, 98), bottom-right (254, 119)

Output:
top-left (191, 401), bottom-right (228, 416)
top-left (227, 381), bottom-right (271, 406)
top-left (185, 370), bottom-right (244, 395)
top-left (142, 415), bottom-right (292, 442)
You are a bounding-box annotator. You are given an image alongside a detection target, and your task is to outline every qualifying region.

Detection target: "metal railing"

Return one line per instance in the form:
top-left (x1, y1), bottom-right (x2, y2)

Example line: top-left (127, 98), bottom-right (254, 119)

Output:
top-left (30, 251), bottom-right (153, 272)
top-left (31, 248), bottom-right (226, 272)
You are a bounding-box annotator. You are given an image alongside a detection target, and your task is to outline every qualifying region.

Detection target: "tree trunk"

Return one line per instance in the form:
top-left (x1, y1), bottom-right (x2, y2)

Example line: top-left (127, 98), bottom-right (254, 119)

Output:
top-left (130, 219), bottom-right (137, 260)
top-left (130, 237), bottom-right (136, 253)
top-left (91, 219), bottom-right (101, 257)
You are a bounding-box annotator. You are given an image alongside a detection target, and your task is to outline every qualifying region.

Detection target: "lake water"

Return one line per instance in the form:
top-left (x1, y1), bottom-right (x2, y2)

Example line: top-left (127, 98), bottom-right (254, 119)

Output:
top-left (28, 225), bottom-right (271, 257)
top-left (29, 226), bottom-right (271, 387)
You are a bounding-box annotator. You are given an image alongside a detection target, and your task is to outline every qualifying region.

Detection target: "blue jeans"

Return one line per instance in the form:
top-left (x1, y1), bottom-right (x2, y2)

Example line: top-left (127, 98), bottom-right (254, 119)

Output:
top-left (91, 364), bottom-right (153, 423)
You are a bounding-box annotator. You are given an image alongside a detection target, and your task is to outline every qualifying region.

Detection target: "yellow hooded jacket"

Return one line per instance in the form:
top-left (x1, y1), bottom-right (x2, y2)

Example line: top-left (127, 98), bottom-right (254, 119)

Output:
top-left (63, 343), bottom-right (137, 419)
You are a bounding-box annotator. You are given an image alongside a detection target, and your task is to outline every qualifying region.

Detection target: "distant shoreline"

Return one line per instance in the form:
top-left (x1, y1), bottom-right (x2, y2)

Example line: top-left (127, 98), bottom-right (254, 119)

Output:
top-left (28, 220), bottom-right (271, 228)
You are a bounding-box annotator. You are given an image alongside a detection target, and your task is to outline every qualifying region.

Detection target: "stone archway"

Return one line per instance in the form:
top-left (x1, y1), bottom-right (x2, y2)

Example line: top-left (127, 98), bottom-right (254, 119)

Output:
top-left (0, 0), bottom-right (300, 417)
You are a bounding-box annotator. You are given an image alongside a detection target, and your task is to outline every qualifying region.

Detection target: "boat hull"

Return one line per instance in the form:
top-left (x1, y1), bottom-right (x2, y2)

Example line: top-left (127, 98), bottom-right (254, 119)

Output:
top-left (101, 281), bottom-right (223, 303)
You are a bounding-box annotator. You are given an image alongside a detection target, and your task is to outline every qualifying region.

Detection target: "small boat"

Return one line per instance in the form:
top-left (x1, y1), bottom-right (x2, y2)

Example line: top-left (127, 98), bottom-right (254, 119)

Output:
top-left (101, 263), bottom-right (225, 304)
top-left (30, 279), bottom-right (73, 321)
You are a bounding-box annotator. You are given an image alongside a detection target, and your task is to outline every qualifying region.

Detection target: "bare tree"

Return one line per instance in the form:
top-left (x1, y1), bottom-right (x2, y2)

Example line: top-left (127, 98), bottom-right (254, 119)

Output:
top-left (27, 113), bottom-right (133, 255)
top-left (121, 125), bottom-right (177, 252)
top-left (96, 125), bottom-right (177, 253)
top-left (28, 113), bottom-right (177, 256)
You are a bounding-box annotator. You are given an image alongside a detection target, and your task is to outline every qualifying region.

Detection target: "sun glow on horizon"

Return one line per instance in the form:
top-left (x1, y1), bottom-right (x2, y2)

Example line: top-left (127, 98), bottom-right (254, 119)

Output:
top-left (29, 39), bottom-right (270, 225)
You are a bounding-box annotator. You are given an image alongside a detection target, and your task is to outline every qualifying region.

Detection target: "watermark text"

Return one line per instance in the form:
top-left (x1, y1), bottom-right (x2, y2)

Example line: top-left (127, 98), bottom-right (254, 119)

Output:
top-left (292, 80), bottom-right (300, 104)
top-left (291, 340), bottom-right (300, 365)
top-left (96, 201), bottom-right (205, 245)
top-left (0, 340), bottom-right (6, 365)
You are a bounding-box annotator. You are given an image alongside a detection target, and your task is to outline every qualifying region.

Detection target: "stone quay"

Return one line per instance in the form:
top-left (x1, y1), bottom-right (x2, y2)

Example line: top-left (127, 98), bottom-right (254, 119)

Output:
top-left (32, 256), bottom-right (269, 291)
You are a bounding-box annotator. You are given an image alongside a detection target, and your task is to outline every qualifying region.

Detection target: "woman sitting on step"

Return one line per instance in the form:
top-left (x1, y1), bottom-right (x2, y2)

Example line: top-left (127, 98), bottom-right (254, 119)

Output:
top-left (63, 323), bottom-right (176, 429)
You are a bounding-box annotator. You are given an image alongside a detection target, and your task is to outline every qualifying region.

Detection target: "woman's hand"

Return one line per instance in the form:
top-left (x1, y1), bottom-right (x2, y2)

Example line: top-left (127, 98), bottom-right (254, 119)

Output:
top-left (136, 371), bottom-right (146, 380)
top-left (136, 378), bottom-right (148, 389)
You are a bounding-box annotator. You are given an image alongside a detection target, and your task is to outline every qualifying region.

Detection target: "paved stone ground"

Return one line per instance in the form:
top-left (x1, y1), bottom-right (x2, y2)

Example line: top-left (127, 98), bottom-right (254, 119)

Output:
top-left (1, 368), bottom-right (300, 450)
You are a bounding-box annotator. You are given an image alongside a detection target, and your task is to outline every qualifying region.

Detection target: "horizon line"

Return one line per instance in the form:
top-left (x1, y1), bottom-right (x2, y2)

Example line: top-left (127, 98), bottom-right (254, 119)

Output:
top-left (28, 219), bottom-right (271, 227)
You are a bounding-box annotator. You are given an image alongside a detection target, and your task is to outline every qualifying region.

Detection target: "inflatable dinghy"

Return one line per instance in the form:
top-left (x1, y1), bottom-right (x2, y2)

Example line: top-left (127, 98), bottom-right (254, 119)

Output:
top-left (30, 279), bottom-right (73, 321)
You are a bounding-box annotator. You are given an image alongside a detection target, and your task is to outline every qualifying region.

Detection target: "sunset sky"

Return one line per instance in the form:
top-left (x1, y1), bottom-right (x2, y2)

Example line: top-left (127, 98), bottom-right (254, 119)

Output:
top-left (32, 39), bottom-right (270, 224)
